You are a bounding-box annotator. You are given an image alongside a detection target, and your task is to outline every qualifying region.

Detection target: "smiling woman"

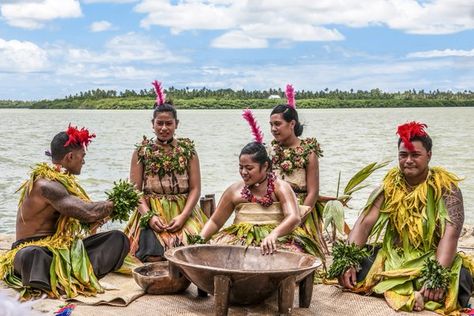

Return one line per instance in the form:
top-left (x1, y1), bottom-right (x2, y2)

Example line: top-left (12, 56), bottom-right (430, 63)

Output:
top-left (198, 109), bottom-right (323, 258)
top-left (124, 81), bottom-right (208, 263)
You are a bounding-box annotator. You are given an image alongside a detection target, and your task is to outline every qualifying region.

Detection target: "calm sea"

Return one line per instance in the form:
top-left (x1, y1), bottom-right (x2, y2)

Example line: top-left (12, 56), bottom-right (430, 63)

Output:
top-left (0, 108), bottom-right (473, 233)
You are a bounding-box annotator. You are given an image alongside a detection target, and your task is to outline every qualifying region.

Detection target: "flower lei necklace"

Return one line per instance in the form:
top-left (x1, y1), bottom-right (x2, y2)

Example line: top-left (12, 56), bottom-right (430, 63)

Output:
top-left (241, 172), bottom-right (276, 207)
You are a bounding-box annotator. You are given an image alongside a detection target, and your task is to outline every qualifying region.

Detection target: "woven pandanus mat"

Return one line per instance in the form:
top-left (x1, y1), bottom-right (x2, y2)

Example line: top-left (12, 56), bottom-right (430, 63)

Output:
top-left (71, 284), bottom-right (438, 316)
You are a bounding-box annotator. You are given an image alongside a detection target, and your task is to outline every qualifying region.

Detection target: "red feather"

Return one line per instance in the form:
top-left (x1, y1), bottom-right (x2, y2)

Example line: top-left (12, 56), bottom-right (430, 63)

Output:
top-left (396, 121), bottom-right (428, 151)
top-left (285, 84), bottom-right (296, 109)
top-left (151, 80), bottom-right (166, 106)
top-left (242, 109), bottom-right (264, 143)
top-left (64, 124), bottom-right (96, 149)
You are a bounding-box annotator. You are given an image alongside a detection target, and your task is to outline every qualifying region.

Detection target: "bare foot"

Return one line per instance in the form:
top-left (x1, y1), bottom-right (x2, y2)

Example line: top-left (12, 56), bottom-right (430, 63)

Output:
top-left (414, 291), bottom-right (424, 311)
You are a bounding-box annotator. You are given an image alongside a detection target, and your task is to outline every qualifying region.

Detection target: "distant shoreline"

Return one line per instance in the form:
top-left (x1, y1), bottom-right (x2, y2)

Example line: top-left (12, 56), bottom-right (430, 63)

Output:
top-left (1, 97), bottom-right (474, 110)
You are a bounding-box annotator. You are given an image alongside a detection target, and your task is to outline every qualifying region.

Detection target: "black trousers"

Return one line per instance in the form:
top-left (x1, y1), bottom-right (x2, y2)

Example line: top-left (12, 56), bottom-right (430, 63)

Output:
top-left (357, 247), bottom-right (474, 308)
top-left (13, 230), bottom-right (130, 291)
top-left (135, 226), bottom-right (164, 262)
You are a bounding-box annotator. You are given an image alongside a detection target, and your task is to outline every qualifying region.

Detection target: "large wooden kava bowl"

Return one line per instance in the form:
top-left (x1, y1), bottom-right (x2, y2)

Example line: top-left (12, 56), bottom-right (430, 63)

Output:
top-left (165, 245), bottom-right (320, 315)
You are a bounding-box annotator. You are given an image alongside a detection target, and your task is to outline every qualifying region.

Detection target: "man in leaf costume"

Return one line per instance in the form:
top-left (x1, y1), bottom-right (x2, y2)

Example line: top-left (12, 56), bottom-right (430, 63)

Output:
top-left (0, 125), bottom-right (129, 299)
top-left (331, 122), bottom-right (473, 315)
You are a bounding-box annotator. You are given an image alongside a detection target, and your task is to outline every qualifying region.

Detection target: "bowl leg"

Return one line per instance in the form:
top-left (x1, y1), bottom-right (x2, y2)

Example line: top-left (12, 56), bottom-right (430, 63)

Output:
top-left (198, 288), bottom-right (208, 297)
top-left (214, 275), bottom-right (231, 316)
top-left (278, 275), bottom-right (296, 315)
top-left (299, 271), bottom-right (314, 308)
top-left (169, 262), bottom-right (181, 278)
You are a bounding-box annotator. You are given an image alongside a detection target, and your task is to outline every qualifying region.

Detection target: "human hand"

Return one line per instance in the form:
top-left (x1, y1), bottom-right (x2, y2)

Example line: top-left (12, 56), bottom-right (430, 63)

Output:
top-left (89, 217), bottom-right (109, 233)
top-left (149, 215), bottom-right (166, 232)
top-left (261, 232), bottom-right (278, 255)
top-left (420, 285), bottom-right (445, 302)
top-left (106, 200), bottom-right (114, 216)
top-left (166, 214), bottom-right (187, 232)
top-left (338, 266), bottom-right (357, 289)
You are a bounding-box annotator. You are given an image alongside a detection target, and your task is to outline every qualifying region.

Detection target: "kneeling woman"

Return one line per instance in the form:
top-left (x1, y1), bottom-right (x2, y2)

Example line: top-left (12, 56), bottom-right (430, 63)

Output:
top-left (199, 110), bottom-right (320, 256)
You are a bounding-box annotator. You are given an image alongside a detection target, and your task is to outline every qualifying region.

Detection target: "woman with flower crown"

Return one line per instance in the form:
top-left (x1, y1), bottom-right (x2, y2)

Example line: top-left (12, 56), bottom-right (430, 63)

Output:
top-left (198, 110), bottom-right (321, 256)
top-left (124, 81), bottom-right (207, 262)
top-left (268, 84), bottom-right (330, 257)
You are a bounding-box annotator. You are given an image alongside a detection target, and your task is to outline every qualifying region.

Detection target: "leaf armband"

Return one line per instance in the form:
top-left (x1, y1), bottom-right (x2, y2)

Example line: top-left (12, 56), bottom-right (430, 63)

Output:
top-left (188, 235), bottom-right (206, 245)
top-left (327, 241), bottom-right (369, 279)
top-left (420, 257), bottom-right (451, 290)
top-left (106, 179), bottom-right (142, 223)
top-left (139, 210), bottom-right (156, 228)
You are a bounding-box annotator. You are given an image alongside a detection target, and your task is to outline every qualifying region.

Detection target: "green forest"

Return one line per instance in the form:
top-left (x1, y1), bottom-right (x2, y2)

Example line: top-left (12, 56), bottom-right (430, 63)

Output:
top-left (1, 87), bottom-right (473, 109)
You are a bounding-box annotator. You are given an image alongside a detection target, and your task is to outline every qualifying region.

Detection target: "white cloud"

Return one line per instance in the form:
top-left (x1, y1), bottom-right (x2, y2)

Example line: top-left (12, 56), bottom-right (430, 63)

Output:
top-left (56, 64), bottom-right (155, 80)
top-left (134, 0), bottom-right (474, 48)
top-left (83, 0), bottom-right (138, 3)
top-left (64, 32), bottom-right (188, 64)
top-left (0, 0), bottom-right (82, 29)
top-left (90, 20), bottom-right (113, 32)
top-left (385, 0), bottom-right (474, 34)
top-left (212, 31), bottom-right (268, 49)
top-left (184, 58), bottom-right (462, 93)
top-left (408, 49), bottom-right (474, 58)
top-left (241, 24), bottom-right (344, 42)
top-left (0, 38), bottom-right (49, 72)
top-left (136, 0), bottom-right (237, 34)
top-left (105, 32), bottom-right (189, 63)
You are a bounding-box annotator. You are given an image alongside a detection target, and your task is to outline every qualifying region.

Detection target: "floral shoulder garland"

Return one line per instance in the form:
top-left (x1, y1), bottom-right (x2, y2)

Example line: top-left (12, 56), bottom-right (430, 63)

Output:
top-left (271, 138), bottom-right (323, 175)
top-left (136, 136), bottom-right (196, 177)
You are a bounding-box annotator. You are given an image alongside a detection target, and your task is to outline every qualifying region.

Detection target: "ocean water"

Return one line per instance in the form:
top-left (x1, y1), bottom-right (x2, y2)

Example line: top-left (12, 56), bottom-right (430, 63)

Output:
top-left (0, 107), bottom-right (473, 233)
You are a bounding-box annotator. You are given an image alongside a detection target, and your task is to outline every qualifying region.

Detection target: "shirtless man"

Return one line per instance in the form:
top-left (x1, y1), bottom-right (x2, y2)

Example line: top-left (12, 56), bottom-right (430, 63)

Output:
top-left (6, 125), bottom-right (129, 295)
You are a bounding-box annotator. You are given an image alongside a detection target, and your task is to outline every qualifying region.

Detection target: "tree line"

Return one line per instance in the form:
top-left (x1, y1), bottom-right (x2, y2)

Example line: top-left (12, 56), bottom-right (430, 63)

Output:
top-left (1, 87), bottom-right (473, 109)
top-left (62, 87), bottom-right (474, 101)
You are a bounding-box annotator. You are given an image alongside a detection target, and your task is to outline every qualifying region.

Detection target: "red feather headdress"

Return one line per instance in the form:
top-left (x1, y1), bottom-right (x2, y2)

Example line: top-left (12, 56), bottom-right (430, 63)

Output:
top-left (64, 124), bottom-right (96, 149)
top-left (285, 84), bottom-right (296, 109)
top-left (396, 121), bottom-right (428, 151)
top-left (152, 80), bottom-right (166, 107)
top-left (242, 109), bottom-right (264, 144)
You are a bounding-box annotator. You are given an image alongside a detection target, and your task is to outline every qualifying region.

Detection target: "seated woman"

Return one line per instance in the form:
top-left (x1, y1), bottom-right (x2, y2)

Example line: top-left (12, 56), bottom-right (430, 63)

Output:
top-left (199, 110), bottom-right (320, 256)
top-left (124, 80), bottom-right (207, 262)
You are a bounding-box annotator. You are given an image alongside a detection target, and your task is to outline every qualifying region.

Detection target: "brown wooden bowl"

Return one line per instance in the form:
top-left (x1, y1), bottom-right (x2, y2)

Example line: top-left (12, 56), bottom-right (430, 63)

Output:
top-left (165, 245), bottom-right (321, 304)
top-left (132, 261), bottom-right (191, 295)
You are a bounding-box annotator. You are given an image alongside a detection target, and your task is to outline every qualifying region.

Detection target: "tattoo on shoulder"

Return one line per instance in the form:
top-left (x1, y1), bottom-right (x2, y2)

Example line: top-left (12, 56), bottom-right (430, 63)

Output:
top-left (444, 186), bottom-right (464, 235)
top-left (40, 181), bottom-right (69, 202)
top-left (40, 180), bottom-right (112, 223)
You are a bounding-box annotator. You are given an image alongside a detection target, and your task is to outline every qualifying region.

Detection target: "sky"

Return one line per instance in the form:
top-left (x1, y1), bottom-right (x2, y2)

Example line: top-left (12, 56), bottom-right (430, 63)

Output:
top-left (0, 0), bottom-right (473, 100)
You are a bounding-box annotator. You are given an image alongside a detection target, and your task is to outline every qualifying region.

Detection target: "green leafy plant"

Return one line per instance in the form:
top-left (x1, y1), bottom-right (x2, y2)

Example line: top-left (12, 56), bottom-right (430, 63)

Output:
top-left (139, 210), bottom-right (155, 228)
top-left (188, 235), bottom-right (206, 245)
top-left (327, 241), bottom-right (369, 279)
top-left (106, 180), bottom-right (141, 223)
top-left (420, 257), bottom-right (451, 290)
top-left (323, 161), bottom-right (390, 241)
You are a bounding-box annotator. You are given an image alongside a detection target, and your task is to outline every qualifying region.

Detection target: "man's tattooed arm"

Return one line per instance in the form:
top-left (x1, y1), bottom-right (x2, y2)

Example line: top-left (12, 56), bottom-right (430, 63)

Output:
top-left (39, 180), bottom-right (113, 223)
top-left (444, 185), bottom-right (464, 237)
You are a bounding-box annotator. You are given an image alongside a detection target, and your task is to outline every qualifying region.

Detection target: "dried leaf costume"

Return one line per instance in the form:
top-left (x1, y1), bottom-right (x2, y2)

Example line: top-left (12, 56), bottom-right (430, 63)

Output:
top-left (331, 122), bottom-right (474, 315)
top-left (0, 126), bottom-right (129, 299)
top-left (124, 81), bottom-right (207, 260)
